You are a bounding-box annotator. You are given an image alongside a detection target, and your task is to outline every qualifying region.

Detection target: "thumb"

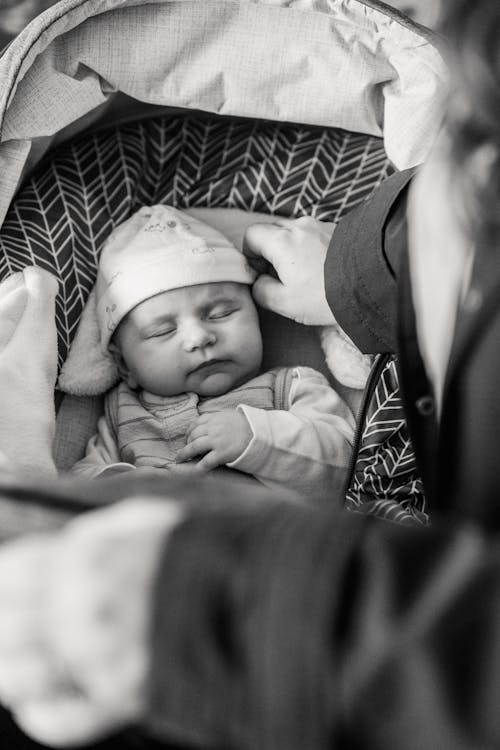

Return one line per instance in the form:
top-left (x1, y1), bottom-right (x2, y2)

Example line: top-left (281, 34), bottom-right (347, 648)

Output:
top-left (252, 274), bottom-right (295, 320)
top-left (243, 223), bottom-right (286, 270)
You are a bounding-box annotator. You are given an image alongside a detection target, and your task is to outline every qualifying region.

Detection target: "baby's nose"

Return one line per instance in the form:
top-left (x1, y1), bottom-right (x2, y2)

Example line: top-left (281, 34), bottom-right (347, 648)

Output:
top-left (183, 322), bottom-right (216, 351)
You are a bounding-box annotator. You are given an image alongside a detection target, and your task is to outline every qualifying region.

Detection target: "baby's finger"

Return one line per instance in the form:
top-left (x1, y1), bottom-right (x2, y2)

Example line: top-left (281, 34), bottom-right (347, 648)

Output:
top-left (186, 413), bottom-right (216, 438)
top-left (185, 423), bottom-right (209, 444)
top-left (196, 451), bottom-right (221, 472)
top-left (176, 437), bottom-right (211, 463)
top-left (193, 413), bottom-right (213, 425)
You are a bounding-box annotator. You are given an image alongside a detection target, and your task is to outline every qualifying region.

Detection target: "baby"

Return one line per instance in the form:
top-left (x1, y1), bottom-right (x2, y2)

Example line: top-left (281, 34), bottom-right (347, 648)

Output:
top-left (71, 205), bottom-right (356, 499)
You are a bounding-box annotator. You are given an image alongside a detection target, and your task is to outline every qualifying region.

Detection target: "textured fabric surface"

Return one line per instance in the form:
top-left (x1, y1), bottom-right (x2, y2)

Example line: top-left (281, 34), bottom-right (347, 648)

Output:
top-left (0, 0), bottom-right (446, 224)
top-left (53, 393), bottom-right (104, 473)
top-left (345, 356), bottom-right (426, 524)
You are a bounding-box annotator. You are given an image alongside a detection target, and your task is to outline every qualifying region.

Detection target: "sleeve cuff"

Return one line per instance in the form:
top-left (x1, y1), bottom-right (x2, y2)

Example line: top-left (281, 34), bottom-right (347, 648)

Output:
top-left (94, 462), bottom-right (136, 479)
top-left (226, 405), bottom-right (269, 474)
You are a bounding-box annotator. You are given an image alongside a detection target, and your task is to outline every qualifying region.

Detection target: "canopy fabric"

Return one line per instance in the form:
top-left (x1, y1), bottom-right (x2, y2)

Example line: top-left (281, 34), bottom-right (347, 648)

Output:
top-left (0, 0), bottom-right (447, 225)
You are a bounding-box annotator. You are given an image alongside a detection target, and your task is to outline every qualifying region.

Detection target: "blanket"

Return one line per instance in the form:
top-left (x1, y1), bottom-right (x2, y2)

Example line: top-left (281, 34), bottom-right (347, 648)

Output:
top-left (0, 267), bottom-right (59, 481)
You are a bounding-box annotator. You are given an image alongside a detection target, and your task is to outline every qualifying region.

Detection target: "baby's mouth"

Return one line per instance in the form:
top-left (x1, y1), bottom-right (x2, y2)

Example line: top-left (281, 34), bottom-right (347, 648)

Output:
top-left (190, 359), bottom-right (229, 375)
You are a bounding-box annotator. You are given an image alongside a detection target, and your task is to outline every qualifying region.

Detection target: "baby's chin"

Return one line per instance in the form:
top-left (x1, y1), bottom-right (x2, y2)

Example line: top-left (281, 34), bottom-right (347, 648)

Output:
top-left (192, 371), bottom-right (245, 398)
top-left (147, 361), bottom-right (262, 397)
top-left (189, 361), bottom-right (262, 397)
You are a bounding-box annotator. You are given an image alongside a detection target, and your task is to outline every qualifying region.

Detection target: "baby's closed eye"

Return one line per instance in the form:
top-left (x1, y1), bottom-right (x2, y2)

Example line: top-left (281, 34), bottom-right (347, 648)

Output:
top-left (207, 302), bottom-right (239, 320)
top-left (147, 325), bottom-right (176, 338)
top-left (207, 304), bottom-right (238, 319)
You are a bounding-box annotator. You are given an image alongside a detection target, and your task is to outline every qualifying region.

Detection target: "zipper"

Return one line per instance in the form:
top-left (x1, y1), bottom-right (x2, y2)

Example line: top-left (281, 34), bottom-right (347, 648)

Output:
top-left (343, 352), bottom-right (391, 497)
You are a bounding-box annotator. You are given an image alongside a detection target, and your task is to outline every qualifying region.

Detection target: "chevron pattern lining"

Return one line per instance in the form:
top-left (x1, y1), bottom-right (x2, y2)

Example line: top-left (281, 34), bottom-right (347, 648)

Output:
top-left (0, 111), bottom-right (424, 521)
top-left (345, 357), bottom-right (427, 525)
top-left (0, 113), bottom-right (393, 364)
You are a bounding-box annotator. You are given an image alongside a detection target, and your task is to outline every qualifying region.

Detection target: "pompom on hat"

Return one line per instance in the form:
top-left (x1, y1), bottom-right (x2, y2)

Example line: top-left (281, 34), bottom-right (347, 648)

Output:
top-left (59, 205), bottom-right (256, 395)
top-left (97, 205), bottom-right (256, 351)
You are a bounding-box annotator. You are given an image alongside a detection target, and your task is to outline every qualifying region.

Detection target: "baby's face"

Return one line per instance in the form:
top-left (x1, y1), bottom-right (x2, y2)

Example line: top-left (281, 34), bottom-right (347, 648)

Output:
top-left (114, 282), bottom-right (263, 397)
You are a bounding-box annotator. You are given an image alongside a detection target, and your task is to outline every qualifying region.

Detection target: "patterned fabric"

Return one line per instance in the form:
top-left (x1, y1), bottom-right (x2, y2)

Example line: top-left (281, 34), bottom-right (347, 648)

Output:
top-left (345, 356), bottom-right (427, 525)
top-left (0, 110), bottom-right (424, 521)
top-left (106, 368), bottom-right (293, 469)
top-left (0, 113), bottom-right (393, 367)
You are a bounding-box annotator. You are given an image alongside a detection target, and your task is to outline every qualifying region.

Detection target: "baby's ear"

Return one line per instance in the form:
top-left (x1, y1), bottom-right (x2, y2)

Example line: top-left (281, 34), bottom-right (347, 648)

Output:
top-left (108, 340), bottom-right (138, 390)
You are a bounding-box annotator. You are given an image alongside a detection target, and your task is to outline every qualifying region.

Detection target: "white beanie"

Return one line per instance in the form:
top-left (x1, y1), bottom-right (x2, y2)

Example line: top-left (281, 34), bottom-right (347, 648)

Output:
top-left (96, 205), bottom-right (256, 351)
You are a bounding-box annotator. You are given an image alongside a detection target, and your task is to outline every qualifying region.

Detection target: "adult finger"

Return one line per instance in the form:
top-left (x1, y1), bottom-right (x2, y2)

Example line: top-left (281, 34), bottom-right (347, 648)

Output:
top-left (176, 437), bottom-right (211, 463)
top-left (242, 223), bottom-right (288, 267)
top-left (251, 274), bottom-right (293, 318)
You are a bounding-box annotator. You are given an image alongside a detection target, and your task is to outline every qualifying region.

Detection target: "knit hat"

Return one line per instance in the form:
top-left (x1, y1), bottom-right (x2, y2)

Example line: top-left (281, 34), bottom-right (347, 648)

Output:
top-left (96, 205), bottom-right (256, 351)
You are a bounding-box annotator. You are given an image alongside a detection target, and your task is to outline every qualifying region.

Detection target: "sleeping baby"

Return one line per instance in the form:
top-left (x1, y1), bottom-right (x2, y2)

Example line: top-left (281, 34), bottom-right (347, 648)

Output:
top-left (70, 205), bottom-right (357, 500)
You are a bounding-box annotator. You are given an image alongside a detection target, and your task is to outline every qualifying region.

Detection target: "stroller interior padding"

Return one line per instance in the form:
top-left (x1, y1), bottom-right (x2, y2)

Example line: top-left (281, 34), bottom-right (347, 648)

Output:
top-left (0, 113), bottom-right (393, 366)
top-left (345, 357), bottom-right (426, 524)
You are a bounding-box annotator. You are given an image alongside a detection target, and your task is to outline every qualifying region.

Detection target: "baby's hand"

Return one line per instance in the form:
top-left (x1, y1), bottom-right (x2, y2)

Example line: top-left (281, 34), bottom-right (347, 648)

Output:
top-left (176, 410), bottom-right (252, 471)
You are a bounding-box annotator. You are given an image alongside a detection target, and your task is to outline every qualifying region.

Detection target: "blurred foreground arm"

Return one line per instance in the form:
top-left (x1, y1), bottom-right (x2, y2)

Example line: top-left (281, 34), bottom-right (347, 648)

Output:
top-left (0, 485), bottom-right (500, 749)
top-left (0, 497), bottom-right (183, 747)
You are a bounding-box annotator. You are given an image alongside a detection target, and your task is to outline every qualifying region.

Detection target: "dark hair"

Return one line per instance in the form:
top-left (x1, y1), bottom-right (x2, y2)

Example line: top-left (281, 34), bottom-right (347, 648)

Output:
top-left (439, 0), bottom-right (500, 246)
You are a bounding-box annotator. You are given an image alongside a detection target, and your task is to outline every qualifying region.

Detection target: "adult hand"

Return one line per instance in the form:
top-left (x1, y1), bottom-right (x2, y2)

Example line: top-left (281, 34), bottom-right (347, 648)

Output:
top-left (243, 217), bottom-right (337, 326)
top-left (0, 497), bottom-right (184, 747)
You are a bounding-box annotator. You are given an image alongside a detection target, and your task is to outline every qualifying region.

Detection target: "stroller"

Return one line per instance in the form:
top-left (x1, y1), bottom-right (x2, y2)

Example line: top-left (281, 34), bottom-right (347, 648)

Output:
top-left (0, 0), bottom-right (447, 530)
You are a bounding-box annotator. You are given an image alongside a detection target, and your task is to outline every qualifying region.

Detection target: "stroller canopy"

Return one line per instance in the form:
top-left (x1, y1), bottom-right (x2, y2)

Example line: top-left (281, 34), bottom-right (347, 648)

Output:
top-left (0, 0), bottom-right (447, 225)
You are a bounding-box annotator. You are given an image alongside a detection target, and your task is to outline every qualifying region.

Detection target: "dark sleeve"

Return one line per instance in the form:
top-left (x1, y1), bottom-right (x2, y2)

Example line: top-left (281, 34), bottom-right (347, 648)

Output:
top-left (325, 169), bottom-right (415, 353)
top-left (146, 501), bottom-right (500, 750)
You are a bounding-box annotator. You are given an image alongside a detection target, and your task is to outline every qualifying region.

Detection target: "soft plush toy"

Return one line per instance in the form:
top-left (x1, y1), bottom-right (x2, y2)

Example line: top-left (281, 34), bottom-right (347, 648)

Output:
top-left (320, 324), bottom-right (373, 390)
top-left (58, 286), bottom-right (117, 397)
